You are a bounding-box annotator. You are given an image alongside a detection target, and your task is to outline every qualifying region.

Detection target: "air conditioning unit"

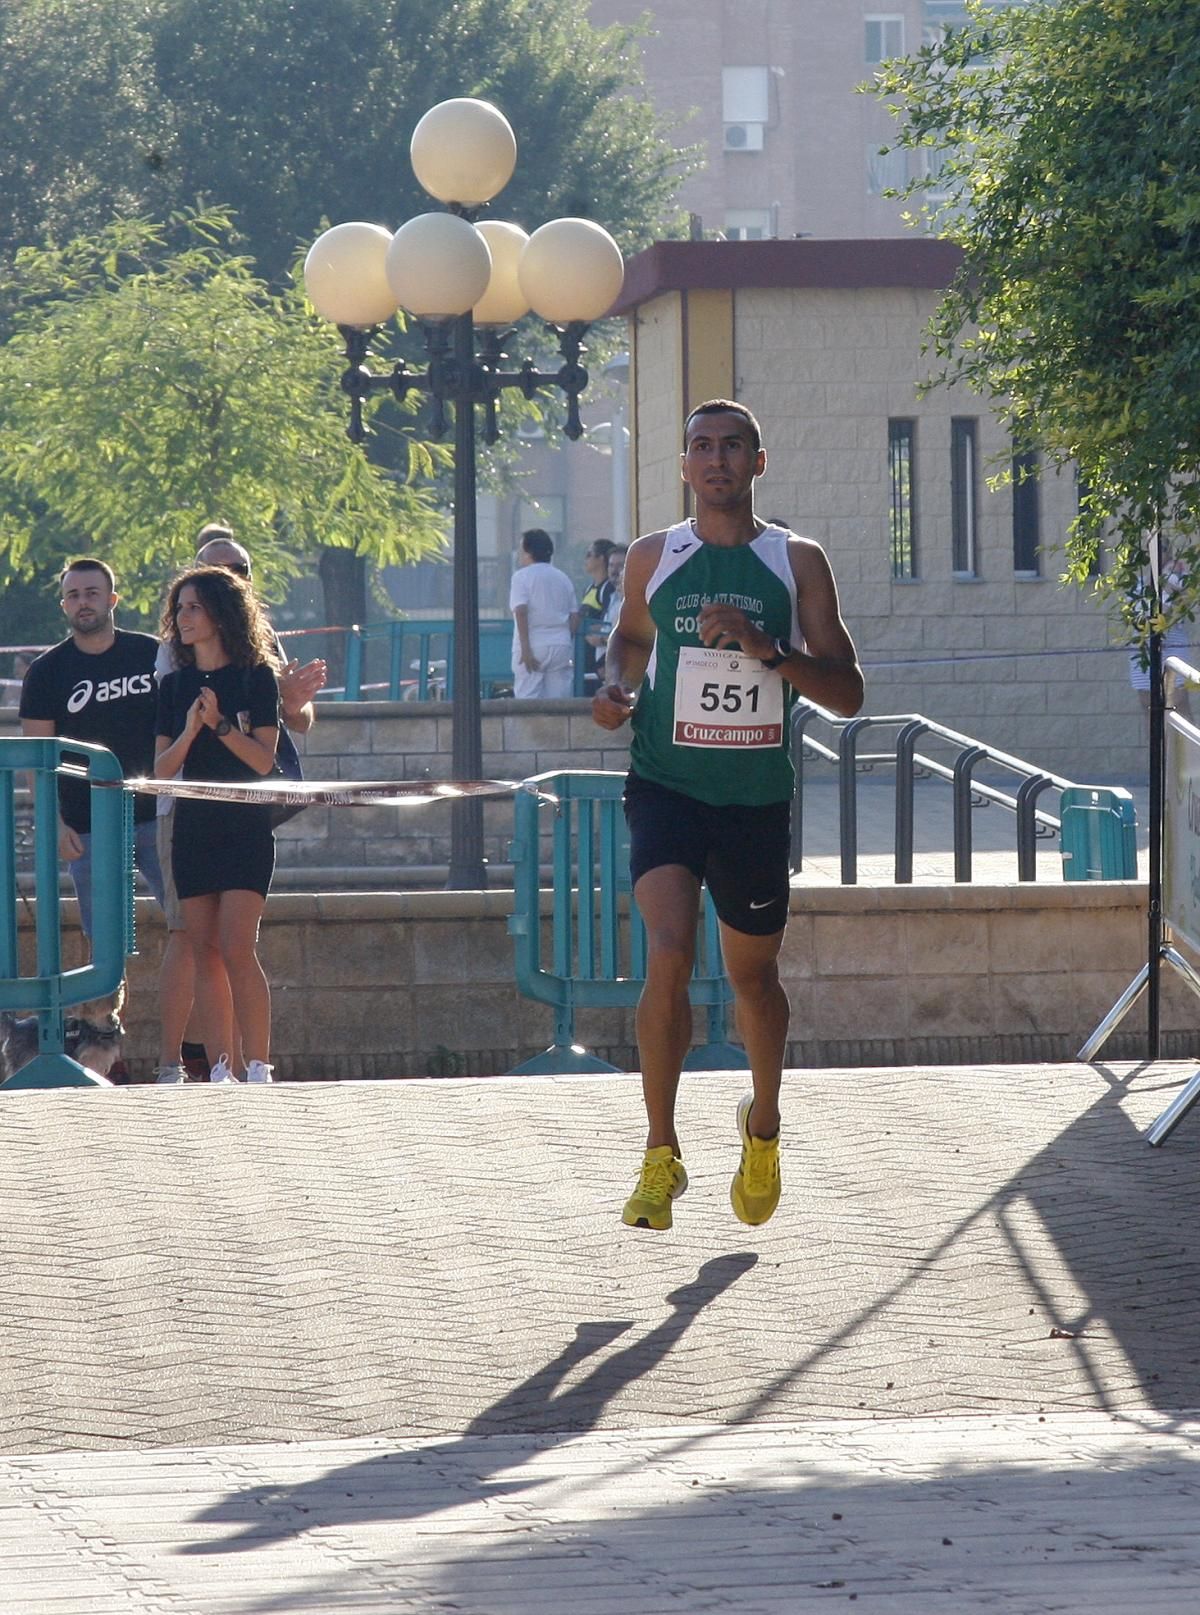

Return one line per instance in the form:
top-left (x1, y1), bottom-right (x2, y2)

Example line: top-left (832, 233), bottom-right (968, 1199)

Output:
top-left (723, 122), bottom-right (764, 153)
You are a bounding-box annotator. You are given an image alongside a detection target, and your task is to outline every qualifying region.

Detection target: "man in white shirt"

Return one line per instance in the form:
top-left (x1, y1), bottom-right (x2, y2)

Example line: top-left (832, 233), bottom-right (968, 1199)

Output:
top-left (508, 528), bottom-right (579, 699)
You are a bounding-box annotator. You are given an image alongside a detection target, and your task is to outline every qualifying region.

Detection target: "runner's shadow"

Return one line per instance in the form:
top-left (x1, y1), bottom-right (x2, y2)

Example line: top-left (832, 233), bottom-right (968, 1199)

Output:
top-left (180, 1250), bottom-right (757, 1553)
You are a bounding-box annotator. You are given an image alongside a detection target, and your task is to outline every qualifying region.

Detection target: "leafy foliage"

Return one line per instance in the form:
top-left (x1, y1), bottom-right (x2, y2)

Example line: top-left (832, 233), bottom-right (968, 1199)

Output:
top-left (874, 0), bottom-right (1200, 634)
top-left (0, 210), bottom-right (451, 613)
top-left (0, 0), bottom-right (688, 280)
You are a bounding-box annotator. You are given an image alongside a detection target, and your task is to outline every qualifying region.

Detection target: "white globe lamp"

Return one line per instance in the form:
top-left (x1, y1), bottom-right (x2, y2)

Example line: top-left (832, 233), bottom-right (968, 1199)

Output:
top-left (303, 222), bottom-right (399, 328)
top-left (518, 219), bottom-right (625, 324)
top-left (410, 98), bottom-right (517, 206)
top-left (384, 213), bottom-right (493, 320)
top-left (472, 221), bottom-right (531, 326)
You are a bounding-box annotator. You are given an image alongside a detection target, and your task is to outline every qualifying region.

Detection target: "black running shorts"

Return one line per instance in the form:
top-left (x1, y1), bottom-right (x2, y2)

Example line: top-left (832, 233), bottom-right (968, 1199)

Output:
top-left (623, 770), bottom-right (791, 937)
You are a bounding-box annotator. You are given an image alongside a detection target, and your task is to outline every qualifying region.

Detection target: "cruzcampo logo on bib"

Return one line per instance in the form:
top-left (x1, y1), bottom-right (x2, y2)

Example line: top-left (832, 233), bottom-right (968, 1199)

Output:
top-left (673, 645), bottom-right (785, 748)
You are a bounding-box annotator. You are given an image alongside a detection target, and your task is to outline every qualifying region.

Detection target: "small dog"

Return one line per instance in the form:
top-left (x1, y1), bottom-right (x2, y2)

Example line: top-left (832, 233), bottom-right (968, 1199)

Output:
top-left (1, 981), bottom-right (126, 1083)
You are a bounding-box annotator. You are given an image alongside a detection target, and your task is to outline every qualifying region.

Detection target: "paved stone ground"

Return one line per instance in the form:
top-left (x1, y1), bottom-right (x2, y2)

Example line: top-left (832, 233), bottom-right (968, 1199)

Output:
top-left (3, 1062), bottom-right (1200, 1610)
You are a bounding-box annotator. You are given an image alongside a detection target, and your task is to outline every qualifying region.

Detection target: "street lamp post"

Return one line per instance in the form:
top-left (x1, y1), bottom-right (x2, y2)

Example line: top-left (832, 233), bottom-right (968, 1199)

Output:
top-left (303, 98), bottom-right (624, 889)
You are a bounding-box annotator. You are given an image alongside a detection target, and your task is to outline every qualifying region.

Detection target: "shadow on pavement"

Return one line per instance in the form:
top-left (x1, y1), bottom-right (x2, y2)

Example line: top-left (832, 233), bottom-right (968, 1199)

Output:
top-left (181, 1250), bottom-right (757, 1554)
top-left (735, 1062), bottom-right (1200, 1426)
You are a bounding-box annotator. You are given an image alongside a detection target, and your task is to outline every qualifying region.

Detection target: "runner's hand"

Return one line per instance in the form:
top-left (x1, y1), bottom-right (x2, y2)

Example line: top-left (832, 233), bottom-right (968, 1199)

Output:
top-left (592, 683), bottom-right (636, 730)
top-left (697, 603), bottom-right (774, 661)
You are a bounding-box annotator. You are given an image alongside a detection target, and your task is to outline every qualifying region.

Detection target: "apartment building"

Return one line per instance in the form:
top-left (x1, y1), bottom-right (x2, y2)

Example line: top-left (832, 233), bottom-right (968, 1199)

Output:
top-left (587, 0), bottom-right (1003, 242)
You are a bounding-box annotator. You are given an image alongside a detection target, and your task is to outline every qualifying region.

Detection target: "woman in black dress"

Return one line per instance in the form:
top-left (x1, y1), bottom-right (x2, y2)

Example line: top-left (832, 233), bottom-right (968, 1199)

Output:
top-left (155, 567), bottom-right (282, 1084)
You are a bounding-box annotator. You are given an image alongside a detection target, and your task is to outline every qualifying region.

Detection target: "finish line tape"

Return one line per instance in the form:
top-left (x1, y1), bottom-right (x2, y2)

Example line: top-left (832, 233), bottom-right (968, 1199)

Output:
top-left (91, 776), bottom-right (550, 809)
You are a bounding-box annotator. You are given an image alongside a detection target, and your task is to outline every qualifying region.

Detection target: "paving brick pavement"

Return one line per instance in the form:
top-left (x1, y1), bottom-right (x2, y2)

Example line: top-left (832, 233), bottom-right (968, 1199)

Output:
top-left (3, 1062), bottom-right (1200, 1610)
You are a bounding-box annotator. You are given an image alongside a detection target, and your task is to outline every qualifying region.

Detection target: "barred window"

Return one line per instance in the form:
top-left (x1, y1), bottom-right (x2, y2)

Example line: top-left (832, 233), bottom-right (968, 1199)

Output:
top-left (1012, 442), bottom-right (1040, 575)
top-left (888, 419), bottom-right (917, 579)
top-left (951, 417), bottom-right (978, 575)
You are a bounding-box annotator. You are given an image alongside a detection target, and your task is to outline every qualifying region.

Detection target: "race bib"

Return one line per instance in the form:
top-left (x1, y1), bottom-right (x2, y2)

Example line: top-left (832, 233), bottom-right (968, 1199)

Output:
top-left (673, 645), bottom-right (785, 748)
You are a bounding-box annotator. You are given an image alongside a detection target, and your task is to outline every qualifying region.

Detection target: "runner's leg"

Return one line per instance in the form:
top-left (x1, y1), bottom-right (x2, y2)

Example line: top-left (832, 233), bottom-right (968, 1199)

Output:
top-left (632, 864), bottom-right (700, 1153)
top-left (719, 922), bottom-right (787, 1139)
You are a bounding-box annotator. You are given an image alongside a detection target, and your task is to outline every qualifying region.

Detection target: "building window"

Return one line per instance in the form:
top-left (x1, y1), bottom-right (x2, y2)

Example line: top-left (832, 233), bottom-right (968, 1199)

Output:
top-left (1012, 442), bottom-right (1040, 575)
top-left (724, 208), bottom-right (773, 241)
top-left (722, 66), bottom-right (770, 124)
top-left (951, 418), bottom-right (978, 575)
top-left (867, 143), bottom-right (908, 196)
top-left (888, 419), bottom-right (917, 580)
top-left (865, 16), bottom-right (905, 63)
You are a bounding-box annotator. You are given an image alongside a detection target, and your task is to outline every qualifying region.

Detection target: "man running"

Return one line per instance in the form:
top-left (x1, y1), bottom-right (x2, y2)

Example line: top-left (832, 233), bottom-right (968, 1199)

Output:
top-left (592, 399), bottom-right (864, 1231)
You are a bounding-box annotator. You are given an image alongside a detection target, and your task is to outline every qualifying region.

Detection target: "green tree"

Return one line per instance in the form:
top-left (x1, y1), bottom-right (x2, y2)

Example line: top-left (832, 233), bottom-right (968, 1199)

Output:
top-left (0, 210), bottom-right (450, 620)
top-left (0, 0), bottom-right (687, 280)
top-left (0, 0), bottom-right (182, 252)
top-left (874, 0), bottom-right (1200, 635)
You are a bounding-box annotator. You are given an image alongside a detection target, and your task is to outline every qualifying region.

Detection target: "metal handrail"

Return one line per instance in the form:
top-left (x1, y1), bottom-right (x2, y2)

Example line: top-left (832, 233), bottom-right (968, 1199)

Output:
top-left (0, 739), bottom-right (134, 1087)
top-left (790, 701), bottom-right (1084, 884)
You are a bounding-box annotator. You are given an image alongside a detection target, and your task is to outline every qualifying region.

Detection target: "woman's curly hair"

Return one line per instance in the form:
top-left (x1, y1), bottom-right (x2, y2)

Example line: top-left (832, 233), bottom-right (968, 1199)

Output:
top-left (160, 566), bottom-right (283, 671)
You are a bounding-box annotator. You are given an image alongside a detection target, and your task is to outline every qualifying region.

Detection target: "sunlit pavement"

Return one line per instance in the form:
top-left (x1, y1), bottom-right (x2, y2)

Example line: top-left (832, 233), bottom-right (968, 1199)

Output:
top-left (2, 1060), bottom-right (1199, 1611)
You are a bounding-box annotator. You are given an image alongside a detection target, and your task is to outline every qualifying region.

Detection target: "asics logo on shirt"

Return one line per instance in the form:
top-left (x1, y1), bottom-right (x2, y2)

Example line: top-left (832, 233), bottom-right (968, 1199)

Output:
top-left (66, 673), bottom-right (153, 713)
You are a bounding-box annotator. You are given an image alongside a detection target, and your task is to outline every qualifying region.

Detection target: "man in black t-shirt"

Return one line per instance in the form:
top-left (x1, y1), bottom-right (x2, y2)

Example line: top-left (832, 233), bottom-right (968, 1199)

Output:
top-left (20, 557), bottom-right (165, 938)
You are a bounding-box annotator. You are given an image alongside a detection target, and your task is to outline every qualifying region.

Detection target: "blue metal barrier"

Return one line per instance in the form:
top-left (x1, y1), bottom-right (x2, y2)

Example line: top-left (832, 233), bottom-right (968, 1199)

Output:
top-left (507, 771), bottom-right (744, 1074)
top-left (1059, 786), bottom-right (1138, 880)
top-left (0, 739), bottom-right (134, 1088)
top-left (341, 619), bottom-right (514, 701)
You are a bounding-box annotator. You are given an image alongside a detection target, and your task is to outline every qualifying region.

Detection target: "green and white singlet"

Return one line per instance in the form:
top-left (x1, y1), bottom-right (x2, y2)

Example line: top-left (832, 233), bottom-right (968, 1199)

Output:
top-left (630, 521), bottom-right (802, 807)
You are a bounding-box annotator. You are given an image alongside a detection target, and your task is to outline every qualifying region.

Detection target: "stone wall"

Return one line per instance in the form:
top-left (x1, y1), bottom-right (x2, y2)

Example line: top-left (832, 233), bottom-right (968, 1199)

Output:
top-left (31, 878), bottom-right (1183, 1081)
top-left (273, 696), bottom-right (631, 872)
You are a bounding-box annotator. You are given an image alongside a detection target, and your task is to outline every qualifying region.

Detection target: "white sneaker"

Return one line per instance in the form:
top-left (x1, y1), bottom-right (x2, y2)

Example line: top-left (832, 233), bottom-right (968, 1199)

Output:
top-left (246, 1060), bottom-right (274, 1085)
top-left (154, 1063), bottom-right (188, 1085)
top-left (209, 1053), bottom-right (238, 1085)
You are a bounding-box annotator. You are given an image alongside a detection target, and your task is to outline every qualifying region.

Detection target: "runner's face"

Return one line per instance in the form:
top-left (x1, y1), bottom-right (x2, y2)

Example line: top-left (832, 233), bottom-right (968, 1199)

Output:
top-left (680, 413), bottom-right (765, 509)
top-left (61, 570), bottom-right (116, 639)
top-left (174, 585), bottom-right (219, 649)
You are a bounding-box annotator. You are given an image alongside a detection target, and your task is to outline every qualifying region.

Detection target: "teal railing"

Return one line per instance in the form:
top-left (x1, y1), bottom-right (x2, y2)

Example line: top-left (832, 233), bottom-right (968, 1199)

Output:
top-left (0, 739), bottom-right (135, 1088)
top-left (507, 771), bottom-right (744, 1073)
top-left (337, 619), bottom-right (597, 701)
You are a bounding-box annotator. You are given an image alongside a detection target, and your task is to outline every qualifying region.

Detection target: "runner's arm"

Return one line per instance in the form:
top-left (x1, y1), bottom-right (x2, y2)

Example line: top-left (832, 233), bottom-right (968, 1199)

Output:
top-left (782, 539), bottom-right (864, 717)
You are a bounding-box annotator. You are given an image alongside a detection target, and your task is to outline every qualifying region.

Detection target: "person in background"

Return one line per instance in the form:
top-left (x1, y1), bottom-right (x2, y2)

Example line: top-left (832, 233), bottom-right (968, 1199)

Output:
top-left (153, 525), bottom-right (325, 1083)
top-left (508, 528), bottom-right (579, 699)
top-left (586, 545), bottom-right (628, 668)
top-left (20, 558), bottom-right (165, 940)
top-left (155, 567), bottom-right (282, 1085)
top-left (578, 540), bottom-right (616, 693)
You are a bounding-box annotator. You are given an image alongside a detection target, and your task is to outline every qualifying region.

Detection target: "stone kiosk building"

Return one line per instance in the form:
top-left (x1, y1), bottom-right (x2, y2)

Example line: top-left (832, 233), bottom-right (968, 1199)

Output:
top-left (612, 237), bottom-right (1144, 783)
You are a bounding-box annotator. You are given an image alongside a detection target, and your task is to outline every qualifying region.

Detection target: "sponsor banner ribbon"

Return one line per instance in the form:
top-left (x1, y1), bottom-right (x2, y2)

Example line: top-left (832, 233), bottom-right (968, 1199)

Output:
top-left (89, 775), bottom-right (554, 809)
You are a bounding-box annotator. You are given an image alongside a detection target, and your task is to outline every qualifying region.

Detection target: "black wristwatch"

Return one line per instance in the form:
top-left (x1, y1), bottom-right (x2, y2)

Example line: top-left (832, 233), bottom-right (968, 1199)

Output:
top-left (214, 717), bottom-right (232, 737)
top-left (761, 638), bottom-right (793, 670)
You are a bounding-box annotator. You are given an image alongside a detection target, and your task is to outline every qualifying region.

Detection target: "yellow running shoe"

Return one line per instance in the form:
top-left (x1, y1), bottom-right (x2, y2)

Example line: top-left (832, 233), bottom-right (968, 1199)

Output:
top-left (730, 1092), bottom-right (781, 1226)
top-left (622, 1145), bottom-right (688, 1231)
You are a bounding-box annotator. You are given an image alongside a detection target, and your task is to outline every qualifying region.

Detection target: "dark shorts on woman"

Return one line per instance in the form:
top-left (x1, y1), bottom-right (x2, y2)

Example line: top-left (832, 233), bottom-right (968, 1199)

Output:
top-left (172, 798), bottom-right (275, 900)
top-left (623, 769), bottom-right (791, 937)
